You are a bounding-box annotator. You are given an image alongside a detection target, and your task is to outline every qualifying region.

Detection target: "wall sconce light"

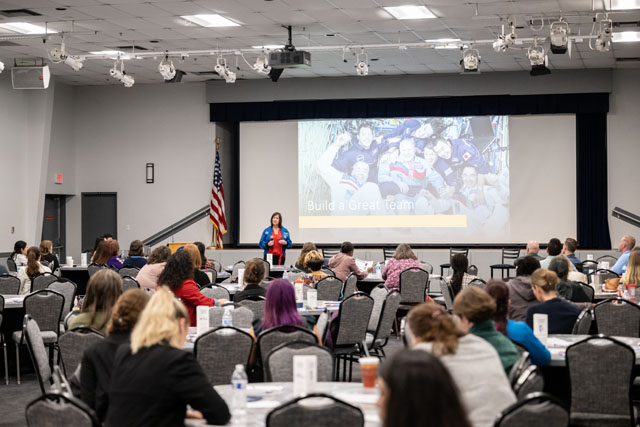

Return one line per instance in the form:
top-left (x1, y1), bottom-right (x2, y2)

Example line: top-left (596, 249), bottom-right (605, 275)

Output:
top-left (146, 163), bottom-right (154, 184)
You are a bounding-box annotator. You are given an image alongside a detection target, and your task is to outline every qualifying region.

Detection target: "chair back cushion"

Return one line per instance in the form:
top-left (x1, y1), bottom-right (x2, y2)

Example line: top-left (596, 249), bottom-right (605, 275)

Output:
top-left (194, 327), bottom-right (254, 386)
top-left (267, 394), bottom-right (363, 427)
top-left (334, 293), bottom-right (374, 347)
top-left (24, 290), bottom-right (65, 335)
top-left (594, 299), bottom-right (640, 337)
top-left (265, 341), bottom-right (333, 382)
top-left (237, 299), bottom-right (266, 321)
top-left (258, 325), bottom-right (317, 366)
top-left (316, 277), bottom-right (343, 301)
top-left (0, 274), bottom-right (20, 295)
top-left (58, 328), bottom-right (104, 375)
top-left (209, 306), bottom-right (254, 328)
top-left (398, 268), bottom-right (429, 304)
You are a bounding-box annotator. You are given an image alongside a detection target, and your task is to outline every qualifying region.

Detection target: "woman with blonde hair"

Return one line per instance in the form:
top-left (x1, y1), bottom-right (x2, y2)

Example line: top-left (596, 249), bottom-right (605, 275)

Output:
top-left (183, 243), bottom-right (210, 288)
top-left (622, 250), bottom-right (640, 286)
top-left (69, 269), bottom-right (122, 333)
top-left (295, 242), bottom-right (317, 272)
top-left (17, 247), bottom-right (51, 294)
top-left (39, 240), bottom-right (60, 272)
top-left (407, 302), bottom-right (515, 427)
top-left (295, 250), bottom-right (328, 286)
top-left (81, 289), bottom-right (151, 421)
top-left (381, 244), bottom-right (422, 291)
top-left (526, 268), bottom-right (581, 334)
top-left (105, 288), bottom-right (230, 426)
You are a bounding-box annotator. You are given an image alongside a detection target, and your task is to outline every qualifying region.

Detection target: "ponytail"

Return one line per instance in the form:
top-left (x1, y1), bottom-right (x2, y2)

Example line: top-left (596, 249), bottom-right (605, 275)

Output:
top-left (407, 303), bottom-right (465, 356)
top-left (26, 247), bottom-right (41, 281)
top-left (130, 287), bottom-right (189, 354)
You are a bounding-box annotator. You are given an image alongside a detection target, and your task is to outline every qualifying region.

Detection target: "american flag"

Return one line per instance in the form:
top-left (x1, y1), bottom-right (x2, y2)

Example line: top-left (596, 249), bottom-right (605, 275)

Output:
top-left (209, 148), bottom-right (227, 248)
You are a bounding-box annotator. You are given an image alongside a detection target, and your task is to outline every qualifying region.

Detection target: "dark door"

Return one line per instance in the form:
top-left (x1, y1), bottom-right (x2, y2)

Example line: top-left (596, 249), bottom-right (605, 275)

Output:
top-left (82, 193), bottom-right (117, 253)
top-left (42, 195), bottom-right (66, 259)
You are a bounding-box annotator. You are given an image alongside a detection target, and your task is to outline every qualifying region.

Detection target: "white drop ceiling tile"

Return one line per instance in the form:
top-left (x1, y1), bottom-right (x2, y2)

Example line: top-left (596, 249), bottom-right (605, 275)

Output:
top-left (142, 15), bottom-right (188, 27)
top-left (135, 28), bottom-right (191, 39)
top-left (327, 0), bottom-right (379, 9)
top-left (232, 0), bottom-right (300, 13)
top-left (28, 7), bottom-right (96, 20)
top-left (111, 3), bottom-right (174, 18)
top-left (301, 8), bottom-right (351, 22)
top-left (259, 10), bottom-right (318, 25)
top-left (339, 7), bottom-right (391, 21)
top-left (282, 0), bottom-right (337, 10)
top-left (74, 5), bottom-right (135, 19)
top-left (429, 5), bottom-right (477, 19)
top-left (358, 19), bottom-right (412, 32)
top-left (226, 12), bottom-right (277, 26)
top-left (73, 19), bottom-right (128, 32)
top-left (104, 18), bottom-right (160, 30)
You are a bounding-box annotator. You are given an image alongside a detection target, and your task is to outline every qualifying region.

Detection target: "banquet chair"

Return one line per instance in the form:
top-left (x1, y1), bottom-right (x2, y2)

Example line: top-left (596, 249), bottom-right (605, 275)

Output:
top-left (320, 267), bottom-right (335, 277)
top-left (572, 308), bottom-right (594, 335)
top-left (367, 285), bottom-right (388, 333)
top-left (257, 325), bottom-right (318, 367)
top-left (31, 273), bottom-right (58, 293)
top-left (508, 351), bottom-right (531, 388)
top-left (420, 261), bottom-right (434, 274)
top-left (14, 291), bottom-right (65, 385)
top-left (580, 260), bottom-right (598, 275)
top-left (366, 290), bottom-right (400, 357)
top-left (566, 336), bottom-right (635, 427)
top-left (209, 306), bottom-right (254, 328)
top-left (265, 341), bottom-right (334, 382)
top-left (47, 279), bottom-right (77, 321)
top-left (204, 268), bottom-right (218, 284)
top-left (26, 392), bottom-right (100, 427)
top-left (237, 297), bottom-right (266, 321)
top-left (194, 326), bottom-right (253, 386)
top-left (259, 259), bottom-right (271, 277)
top-left (321, 249), bottom-right (340, 259)
top-left (316, 312), bottom-right (329, 342)
top-left (211, 260), bottom-right (222, 272)
top-left (468, 278), bottom-right (487, 289)
top-left (86, 263), bottom-right (107, 277)
top-left (6, 258), bottom-right (17, 272)
top-left (0, 274), bottom-right (20, 295)
top-left (574, 281), bottom-right (595, 302)
top-left (0, 295), bottom-right (7, 385)
top-left (331, 292), bottom-right (374, 381)
top-left (230, 261), bottom-right (246, 282)
top-left (201, 285), bottom-right (230, 301)
top-left (341, 274), bottom-right (357, 300)
top-left (398, 268), bottom-right (429, 306)
top-left (490, 248), bottom-right (521, 279)
top-left (57, 327), bottom-right (104, 377)
top-left (22, 315), bottom-right (56, 395)
top-left (513, 365), bottom-right (544, 400)
top-left (316, 276), bottom-right (343, 301)
top-left (383, 248), bottom-right (395, 261)
top-left (494, 392), bottom-right (568, 427)
top-left (118, 267), bottom-right (140, 278)
top-left (439, 278), bottom-right (455, 312)
top-left (596, 254), bottom-right (619, 265)
top-left (588, 269), bottom-right (621, 283)
top-left (467, 264), bottom-right (479, 276)
top-left (439, 248), bottom-right (469, 276)
top-left (593, 298), bottom-right (640, 337)
top-left (266, 393), bottom-right (363, 427)
top-left (121, 276), bottom-right (140, 292)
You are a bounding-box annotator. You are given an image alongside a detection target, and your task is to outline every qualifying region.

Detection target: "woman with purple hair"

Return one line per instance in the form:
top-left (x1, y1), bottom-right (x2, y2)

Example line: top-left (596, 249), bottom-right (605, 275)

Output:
top-left (251, 279), bottom-right (321, 342)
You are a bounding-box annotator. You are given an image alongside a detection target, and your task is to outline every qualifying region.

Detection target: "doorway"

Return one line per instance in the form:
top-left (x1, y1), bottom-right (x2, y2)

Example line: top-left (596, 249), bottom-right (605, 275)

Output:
top-left (42, 195), bottom-right (66, 259)
top-left (81, 192), bottom-right (117, 253)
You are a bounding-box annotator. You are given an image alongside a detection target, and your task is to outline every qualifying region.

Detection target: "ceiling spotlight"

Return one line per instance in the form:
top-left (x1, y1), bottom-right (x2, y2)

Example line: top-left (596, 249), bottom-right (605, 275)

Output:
top-left (214, 57), bottom-right (236, 83)
top-left (252, 54), bottom-right (271, 75)
top-left (355, 50), bottom-right (368, 76)
top-left (549, 19), bottom-right (569, 54)
top-left (592, 14), bottom-right (613, 52)
top-left (0, 61), bottom-right (4, 74)
top-left (49, 39), bottom-right (84, 71)
top-left (527, 45), bottom-right (551, 76)
top-left (158, 58), bottom-right (176, 80)
top-left (460, 48), bottom-right (480, 72)
top-left (109, 58), bottom-right (135, 87)
top-left (493, 23), bottom-right (517, 52)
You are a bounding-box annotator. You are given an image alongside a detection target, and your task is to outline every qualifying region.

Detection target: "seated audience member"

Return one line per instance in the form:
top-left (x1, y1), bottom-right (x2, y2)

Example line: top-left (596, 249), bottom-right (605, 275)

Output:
top-left (122, 240), bottom-right (147, 269)
top-left (612, 235), bottom-right (636, 275)
top-left (183, 243), bottom-right (210, 288)
top-left (70, 269), bottom-right (122, 334)
top-left (294, 250), bottom-right (328, 286)
top-left (526, 269), bottom-right (581, 334)
top-left (524, 240), bottom-right (544, 261)
top-left (447, 253), bottom-right (477, 296)
top-left (485, 280), bottom-right (551, 366)
top-left (507, 256), bottom-right (541, 321)
top-left (158, 250), bottom-right (223, 327)
top-left (234, 258), bottom-right (267, 303)
top-left (11, 240), bottom-right (28, 266)
top-left (81, 289), bottom-right (150, 421)
top-left (252, 279), bottom-right (319, 341)
top-left (92, 240), bottom-right (111, 266)
top-left (377, 350), bottom-right (472, 427)
top-left (328, 241), bottom-right (372, 282)
top-left (622, 250), bottom-right (640, 287)
top-left (106, 240), bottom-right (124, 269)
top-left (540, 238), bottom-right (575, 271)
top-left (105, 288), bottom-right (230, 427)
top-left (407, 303), bottom-right (515, 427)
top-left (562, 237), bottom-right (581, 267)
top-left (39, 240), bottom-right (60, 272)
top-left (17, 247), bottom-right (52, 294)
top-left (381, 244), bottom-right (423, 291)
top-left (194, 241), bottom-right (217, 271)
top-left (549, 257), bottom-right (591, 302)
top-left (136, 246), bottom-right (171, 291)
top-left (89, 237), bottom-right (103, 263)
top-left (295, 242), bottom-right (317, 272)
top-left (453, 287), bottom-right (519, 373)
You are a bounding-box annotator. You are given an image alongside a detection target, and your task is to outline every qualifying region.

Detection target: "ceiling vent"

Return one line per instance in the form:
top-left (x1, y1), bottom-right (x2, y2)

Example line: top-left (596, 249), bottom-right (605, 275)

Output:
top-left (0, 9), bottom-right (41, 17)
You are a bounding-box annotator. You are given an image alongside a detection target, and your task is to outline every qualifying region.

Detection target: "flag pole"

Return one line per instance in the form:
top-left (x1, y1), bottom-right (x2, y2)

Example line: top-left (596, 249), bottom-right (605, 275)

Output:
top-left (209, 137), bottom-right (222, 250)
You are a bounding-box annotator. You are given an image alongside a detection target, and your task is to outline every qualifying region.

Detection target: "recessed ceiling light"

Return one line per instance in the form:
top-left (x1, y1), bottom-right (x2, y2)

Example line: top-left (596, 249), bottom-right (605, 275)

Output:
top-left (383, 5), bottom-right (436, 20)
top-left (613, 31), bottom-right (640, 42)
top-left (0, 22), bottom-right (56, 34)
top-left (251, 44), bottom-right (284, 49)
top-left (607, 0), bottom-right (640, 10)
top-left (181, 14), bottom-right (239, 27)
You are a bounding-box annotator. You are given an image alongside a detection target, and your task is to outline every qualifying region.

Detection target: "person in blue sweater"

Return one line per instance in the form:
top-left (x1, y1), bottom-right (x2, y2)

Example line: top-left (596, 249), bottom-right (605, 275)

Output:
top-left (485, 279), bottom-right (551, 366)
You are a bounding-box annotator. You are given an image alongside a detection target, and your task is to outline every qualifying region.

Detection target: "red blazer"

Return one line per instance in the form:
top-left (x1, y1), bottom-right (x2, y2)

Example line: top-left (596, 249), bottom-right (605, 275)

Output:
top-left (172, 279), bottom-right (215, 326)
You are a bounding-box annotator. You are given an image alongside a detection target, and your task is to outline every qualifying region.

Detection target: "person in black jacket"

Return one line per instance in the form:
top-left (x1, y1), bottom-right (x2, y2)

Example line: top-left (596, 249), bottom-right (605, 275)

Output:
top-left (184, 243), bottom-right (211, 288)
top-left (105, 287), bottom-right (230, 427)
top-left (80, 289), bottom-right (151, 421)
top-left (234, 258), bottom-right (267, 303)
top-left (526, 268), bottom-right (581, 334)
top-left (39, 240), bottom-right (60, 272)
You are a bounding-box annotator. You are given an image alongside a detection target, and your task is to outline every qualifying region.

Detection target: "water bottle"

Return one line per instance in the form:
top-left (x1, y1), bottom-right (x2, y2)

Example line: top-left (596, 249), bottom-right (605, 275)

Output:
top-left (222, 307), bottom-right (233, 327)
top-left (375, 263), bottom-right (382, 277)
top-left (231, 364), bottom-right (248, 419)
top-left (283, 270), bottom-right (290, 283)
